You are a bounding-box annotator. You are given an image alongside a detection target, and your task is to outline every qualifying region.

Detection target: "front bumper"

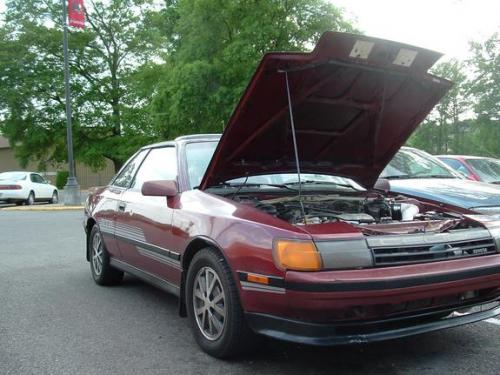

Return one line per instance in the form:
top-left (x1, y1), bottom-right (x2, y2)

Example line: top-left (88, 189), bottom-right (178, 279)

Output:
top-left (246, 298), bottom-right (500, 346)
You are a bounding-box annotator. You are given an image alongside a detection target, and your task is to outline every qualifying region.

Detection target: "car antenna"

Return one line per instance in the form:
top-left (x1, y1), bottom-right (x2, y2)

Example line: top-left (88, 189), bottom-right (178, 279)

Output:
top-left (284, 71), bottom-right (307, 222)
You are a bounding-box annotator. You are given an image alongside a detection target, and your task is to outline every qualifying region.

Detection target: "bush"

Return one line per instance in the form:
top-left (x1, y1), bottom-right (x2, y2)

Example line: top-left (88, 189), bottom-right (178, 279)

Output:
top-left (55, 171), bottom-right (69, 190)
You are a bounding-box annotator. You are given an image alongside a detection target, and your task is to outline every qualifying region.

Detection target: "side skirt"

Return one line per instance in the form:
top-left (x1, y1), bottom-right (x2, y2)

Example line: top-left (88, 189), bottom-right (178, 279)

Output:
top-left (110, 258), bottom-right (180, 297)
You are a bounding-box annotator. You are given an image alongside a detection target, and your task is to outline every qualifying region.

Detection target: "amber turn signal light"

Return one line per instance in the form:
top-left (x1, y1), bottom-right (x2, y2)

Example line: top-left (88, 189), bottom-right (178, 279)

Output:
top-left (273, 239), bottom-right (322, 271)
top-left (247, 273), bottom-right (269, 285)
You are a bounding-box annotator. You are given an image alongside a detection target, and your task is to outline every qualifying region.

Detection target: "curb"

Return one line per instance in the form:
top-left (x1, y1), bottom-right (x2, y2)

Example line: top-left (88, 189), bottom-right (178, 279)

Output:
top-left (2, 205), bottom-right (84, 211)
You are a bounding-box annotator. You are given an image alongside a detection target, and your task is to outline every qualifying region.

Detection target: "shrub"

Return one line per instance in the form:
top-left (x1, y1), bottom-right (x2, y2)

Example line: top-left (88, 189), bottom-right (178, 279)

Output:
top-left (55, 171), bottom-right (69, 190)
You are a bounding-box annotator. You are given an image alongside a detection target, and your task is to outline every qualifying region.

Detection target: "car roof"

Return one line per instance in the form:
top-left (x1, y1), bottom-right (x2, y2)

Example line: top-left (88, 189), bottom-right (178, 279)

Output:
top-left (143, 134), bottom-right (221, 149)
top-left (436, 155), bottom-right (488, 160)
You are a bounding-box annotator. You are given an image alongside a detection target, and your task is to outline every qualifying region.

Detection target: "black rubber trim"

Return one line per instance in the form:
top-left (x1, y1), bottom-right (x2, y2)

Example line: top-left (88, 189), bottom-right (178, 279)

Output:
top-left (286, 264), bottom-right (500, 292)
top-left (114, 233), bottom-right (181, 262)
top-left (246, 299), bottom-right (500, 346)
top-left (237, 271), bottom-right (285, 288)
top-left (110, 258), bottom-right (180, 297)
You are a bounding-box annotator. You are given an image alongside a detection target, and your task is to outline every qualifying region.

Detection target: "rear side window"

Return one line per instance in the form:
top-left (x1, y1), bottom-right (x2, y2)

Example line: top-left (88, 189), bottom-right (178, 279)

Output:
top-left (30, 174), bottom-right (45, 183)
top-left (132, 147), bottom-right (177, 190)
top-left (112, 150), bottom-right (148, 188)
top-left (441, 158), bottom-right (471, 177)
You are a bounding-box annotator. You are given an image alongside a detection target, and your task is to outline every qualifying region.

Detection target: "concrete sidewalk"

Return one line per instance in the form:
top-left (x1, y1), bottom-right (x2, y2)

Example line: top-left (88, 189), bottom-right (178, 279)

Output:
top-left (2, 204), bottom-right (84, 211)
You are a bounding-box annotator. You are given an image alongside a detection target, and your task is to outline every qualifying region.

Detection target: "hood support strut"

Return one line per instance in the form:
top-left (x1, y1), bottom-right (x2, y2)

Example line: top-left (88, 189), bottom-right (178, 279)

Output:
top-left (284, 71), bottom-right (306, 221)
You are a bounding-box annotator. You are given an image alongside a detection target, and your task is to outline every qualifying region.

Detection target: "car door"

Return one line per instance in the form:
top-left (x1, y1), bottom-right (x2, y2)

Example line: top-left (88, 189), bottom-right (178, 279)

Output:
top-left (115, 145), bottom-right (181, 286)
top-left (30, 173), bottom-right (50, 199)
top-left (97, 149), bottom-right (149, 259)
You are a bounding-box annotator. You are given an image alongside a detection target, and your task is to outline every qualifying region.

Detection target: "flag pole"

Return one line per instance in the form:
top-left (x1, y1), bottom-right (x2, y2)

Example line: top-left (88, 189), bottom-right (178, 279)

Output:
top-left (62, 0), bottom-right (81, 205)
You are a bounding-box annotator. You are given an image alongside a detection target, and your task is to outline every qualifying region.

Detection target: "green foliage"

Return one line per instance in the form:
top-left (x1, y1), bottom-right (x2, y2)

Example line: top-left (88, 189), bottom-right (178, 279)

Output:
top-left (468, 33), bottom-right (500, 157)
top-left (56, 170), bottom-right (69, 190)
top-left (150, 0), bottom-right (357, 138)
top-left (0, 0), bottom-right (356, 172)
top-left (0, 0), bottom-right (165, 172)
top-left (408, 32), bottom-right (499, 158)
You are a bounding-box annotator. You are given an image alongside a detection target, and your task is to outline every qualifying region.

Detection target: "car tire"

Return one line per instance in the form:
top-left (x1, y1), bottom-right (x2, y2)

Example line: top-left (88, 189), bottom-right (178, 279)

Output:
top-left (186, 247), bottom-right (260, 358)
top-left (89, 225), bottom-right (124, 285)
top-left (25, 191), bottom-right (35, 205)
top-left (49, 190), bottom-right (58, 204)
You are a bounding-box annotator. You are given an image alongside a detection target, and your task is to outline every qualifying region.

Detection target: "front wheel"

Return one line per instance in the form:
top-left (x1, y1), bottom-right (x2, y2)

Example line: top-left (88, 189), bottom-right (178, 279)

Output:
top-left (49, 190), bottom-right (58, 204)
top-left (186, 248), bottom-right (259, 358)
top-left (89, 225), bottom-right (124, 285)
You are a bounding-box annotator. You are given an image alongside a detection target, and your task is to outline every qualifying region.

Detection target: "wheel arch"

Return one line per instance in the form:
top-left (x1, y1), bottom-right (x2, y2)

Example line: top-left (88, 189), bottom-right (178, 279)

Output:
top-left (85, 217), bottom-right (97, 262)
top-left (179, 236), bottom-right (230, 317)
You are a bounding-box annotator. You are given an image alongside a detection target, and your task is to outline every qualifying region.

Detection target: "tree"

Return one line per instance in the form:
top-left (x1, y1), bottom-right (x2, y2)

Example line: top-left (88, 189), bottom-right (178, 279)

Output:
top-left (468, 32), bottom-right (500, 157)
top-left (0, 0), bottom-right (165, 172)
top-left (408, 59), bottom-right (470, 154)
top-left (150, 0), bottom-right (357, 139)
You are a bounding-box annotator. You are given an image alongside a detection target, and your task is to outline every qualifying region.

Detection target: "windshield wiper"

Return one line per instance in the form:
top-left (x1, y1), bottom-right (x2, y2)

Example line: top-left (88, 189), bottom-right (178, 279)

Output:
top-left (208, 182), bottom-right (297, 191)
top-left (412, 174), bottom-right (456, 179)
top-left (384, 174), bottom-right (411, 180)
top-left (285, 180), bottom-right (357, 190)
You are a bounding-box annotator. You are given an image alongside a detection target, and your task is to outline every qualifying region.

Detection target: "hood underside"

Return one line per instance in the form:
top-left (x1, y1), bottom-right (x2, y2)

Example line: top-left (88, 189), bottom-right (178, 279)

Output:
top-left (200, 32), bottom-right (452, 189)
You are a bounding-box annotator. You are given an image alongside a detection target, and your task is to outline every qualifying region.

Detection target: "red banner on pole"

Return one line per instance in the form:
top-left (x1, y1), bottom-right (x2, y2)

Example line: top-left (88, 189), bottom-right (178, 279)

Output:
top-left (68, 0), bottom-right (85, 29)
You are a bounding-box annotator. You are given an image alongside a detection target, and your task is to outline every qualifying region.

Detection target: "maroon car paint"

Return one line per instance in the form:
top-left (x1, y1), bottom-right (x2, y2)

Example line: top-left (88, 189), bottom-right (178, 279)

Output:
top-left (84, 32), bottom-right (500, 346)
top-left (200, 32), bottom-right (452, 189)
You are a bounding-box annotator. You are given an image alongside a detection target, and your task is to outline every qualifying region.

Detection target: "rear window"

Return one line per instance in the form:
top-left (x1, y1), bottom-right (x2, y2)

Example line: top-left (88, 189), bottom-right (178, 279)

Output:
top-left (0, 172), bottom-right (27, 181)
top-left (467, 158), bottom-right (500, 183)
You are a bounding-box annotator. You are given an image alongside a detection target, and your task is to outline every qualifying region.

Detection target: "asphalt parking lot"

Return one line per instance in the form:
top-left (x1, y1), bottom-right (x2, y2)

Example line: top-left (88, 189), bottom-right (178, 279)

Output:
top-left (1, 210), bottom-right (499, 375)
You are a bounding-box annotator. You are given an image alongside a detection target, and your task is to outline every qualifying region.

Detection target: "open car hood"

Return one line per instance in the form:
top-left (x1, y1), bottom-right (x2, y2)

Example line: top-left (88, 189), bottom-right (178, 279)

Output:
top-left (199, 32), bottom-right (452, 189)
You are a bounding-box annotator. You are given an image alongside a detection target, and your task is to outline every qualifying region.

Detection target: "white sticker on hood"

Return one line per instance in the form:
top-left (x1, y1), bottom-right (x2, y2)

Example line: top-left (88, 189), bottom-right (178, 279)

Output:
top-left (393, 49), bottom-right (418, 67)
top-left (349, 40), bottom-right (374, 59)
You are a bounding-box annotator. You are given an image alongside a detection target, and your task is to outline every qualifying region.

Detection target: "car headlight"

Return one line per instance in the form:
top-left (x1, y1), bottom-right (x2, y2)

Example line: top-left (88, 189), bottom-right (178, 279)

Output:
top-left (487, 226), bottom-right (500, 252)
top-left (472, 206), bottom-right (500, 215)
top-left (273, 239), bottom-right (323, 271)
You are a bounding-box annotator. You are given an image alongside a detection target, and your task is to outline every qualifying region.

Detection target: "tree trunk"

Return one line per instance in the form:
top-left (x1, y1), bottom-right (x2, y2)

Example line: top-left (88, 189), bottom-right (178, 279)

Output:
top-left (112, 158), bottom-right (123, 174)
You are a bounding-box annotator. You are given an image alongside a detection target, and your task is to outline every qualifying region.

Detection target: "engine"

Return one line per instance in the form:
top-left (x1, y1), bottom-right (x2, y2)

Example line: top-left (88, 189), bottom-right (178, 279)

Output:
top-left (235, 194), bottom-right (423, 225)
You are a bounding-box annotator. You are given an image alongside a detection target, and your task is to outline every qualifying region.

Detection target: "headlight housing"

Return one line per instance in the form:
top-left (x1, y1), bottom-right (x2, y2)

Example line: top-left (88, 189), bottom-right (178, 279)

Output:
top-left (273, 239), bottom-right (323, 271)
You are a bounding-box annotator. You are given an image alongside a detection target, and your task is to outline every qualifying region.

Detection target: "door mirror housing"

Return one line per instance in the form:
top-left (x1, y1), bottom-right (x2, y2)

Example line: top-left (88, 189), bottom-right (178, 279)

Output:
top-left (141, 180), bottom-right (178, 197)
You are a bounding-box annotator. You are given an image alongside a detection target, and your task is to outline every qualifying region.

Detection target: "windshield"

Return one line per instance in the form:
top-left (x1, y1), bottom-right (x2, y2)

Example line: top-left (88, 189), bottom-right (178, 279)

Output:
top-left (0, 172), bottom-right (27, 181)
top-left (467, 158), bottom-right (500, 183)
top-left (380, 149), bottom-right (457, 179)
top-left (185, 141), bottom-right (363, 190)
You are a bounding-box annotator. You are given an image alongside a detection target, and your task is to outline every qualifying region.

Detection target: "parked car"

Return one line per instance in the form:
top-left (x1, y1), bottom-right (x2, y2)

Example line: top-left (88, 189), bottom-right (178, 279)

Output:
top-left (0, 171), bottom-right (59, 205)
top-left (84, 32), bottom-right (500, 358)
top-left (437, 155), bottom-right (500, 184)
top-left (379, 147), bottom-right (500, 215)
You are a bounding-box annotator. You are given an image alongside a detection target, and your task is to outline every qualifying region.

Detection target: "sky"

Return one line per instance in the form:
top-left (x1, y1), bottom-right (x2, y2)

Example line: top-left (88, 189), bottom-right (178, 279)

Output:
top-left (0, 0), bottom-right (498, 61)
top-left (331, 0), bottom-right (499, 61)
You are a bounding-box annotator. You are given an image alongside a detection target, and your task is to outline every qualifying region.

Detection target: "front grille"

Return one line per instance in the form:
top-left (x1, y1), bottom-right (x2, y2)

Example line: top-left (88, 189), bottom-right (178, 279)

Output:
top-left (371, 237), bottom-right (497, 267)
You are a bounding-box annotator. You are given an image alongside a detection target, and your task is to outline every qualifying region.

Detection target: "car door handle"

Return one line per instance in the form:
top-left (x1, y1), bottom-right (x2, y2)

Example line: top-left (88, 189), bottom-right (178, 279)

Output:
top-left (118, 202), bottom-right (126, 211)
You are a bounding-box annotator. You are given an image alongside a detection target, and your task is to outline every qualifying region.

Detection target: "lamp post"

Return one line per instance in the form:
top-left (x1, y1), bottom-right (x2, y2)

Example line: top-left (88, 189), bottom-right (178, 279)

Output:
top-left (61, 0), bottom-right (81, 205)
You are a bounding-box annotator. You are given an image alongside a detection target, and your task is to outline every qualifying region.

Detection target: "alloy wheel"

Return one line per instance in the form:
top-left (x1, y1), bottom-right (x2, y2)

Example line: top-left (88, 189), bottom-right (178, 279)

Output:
top-left (92, 232), bottom-right (104, 276)
top-left (193, 266), bottom-right (227, 341)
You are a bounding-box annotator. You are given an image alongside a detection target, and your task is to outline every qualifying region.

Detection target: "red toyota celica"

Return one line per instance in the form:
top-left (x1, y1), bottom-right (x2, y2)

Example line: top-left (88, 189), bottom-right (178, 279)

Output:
top-left (84, 32), bottom-right (500, 358)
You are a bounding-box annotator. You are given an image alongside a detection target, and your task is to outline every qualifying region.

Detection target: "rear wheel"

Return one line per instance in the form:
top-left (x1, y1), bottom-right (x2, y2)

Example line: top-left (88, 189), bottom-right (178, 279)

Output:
top-left (25, 191), bottom-right (35, 205)
top-left (89, 225), bottom-right (124, 285)
top-left (49, 190), bottom-right (58, 204)
top-left (186, 248), bottom-right (259, 358)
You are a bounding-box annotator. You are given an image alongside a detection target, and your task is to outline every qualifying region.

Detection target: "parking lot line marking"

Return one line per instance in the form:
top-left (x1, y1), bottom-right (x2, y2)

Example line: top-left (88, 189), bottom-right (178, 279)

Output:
top-left (485, 318), bottom-right (500, 326)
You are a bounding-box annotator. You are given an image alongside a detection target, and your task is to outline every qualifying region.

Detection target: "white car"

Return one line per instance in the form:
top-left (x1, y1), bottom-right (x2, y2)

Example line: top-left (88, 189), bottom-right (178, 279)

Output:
top-left (0, 171), bottom-right (59, 205)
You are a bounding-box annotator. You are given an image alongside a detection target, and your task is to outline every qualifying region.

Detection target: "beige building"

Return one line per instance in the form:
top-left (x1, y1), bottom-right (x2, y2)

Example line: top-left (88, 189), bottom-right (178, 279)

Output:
top-left (0, 136), bottom-right (115, 189)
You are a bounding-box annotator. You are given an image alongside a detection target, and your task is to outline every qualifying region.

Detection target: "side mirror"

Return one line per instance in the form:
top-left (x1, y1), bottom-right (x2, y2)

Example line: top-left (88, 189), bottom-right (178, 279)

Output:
top-left (141, 180), bottom-right (178, 198)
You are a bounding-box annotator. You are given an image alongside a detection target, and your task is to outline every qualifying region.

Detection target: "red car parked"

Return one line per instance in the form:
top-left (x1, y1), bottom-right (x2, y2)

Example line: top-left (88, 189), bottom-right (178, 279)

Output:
top-left (438, 155), bottom-right (500, 184)
top-left (84, 32), bottom-right (500, 358)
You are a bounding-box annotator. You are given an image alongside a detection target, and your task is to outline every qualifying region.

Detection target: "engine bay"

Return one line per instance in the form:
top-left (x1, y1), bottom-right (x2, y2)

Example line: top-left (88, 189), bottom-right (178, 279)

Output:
top-left (233, 193), bottom-right (474, 235)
